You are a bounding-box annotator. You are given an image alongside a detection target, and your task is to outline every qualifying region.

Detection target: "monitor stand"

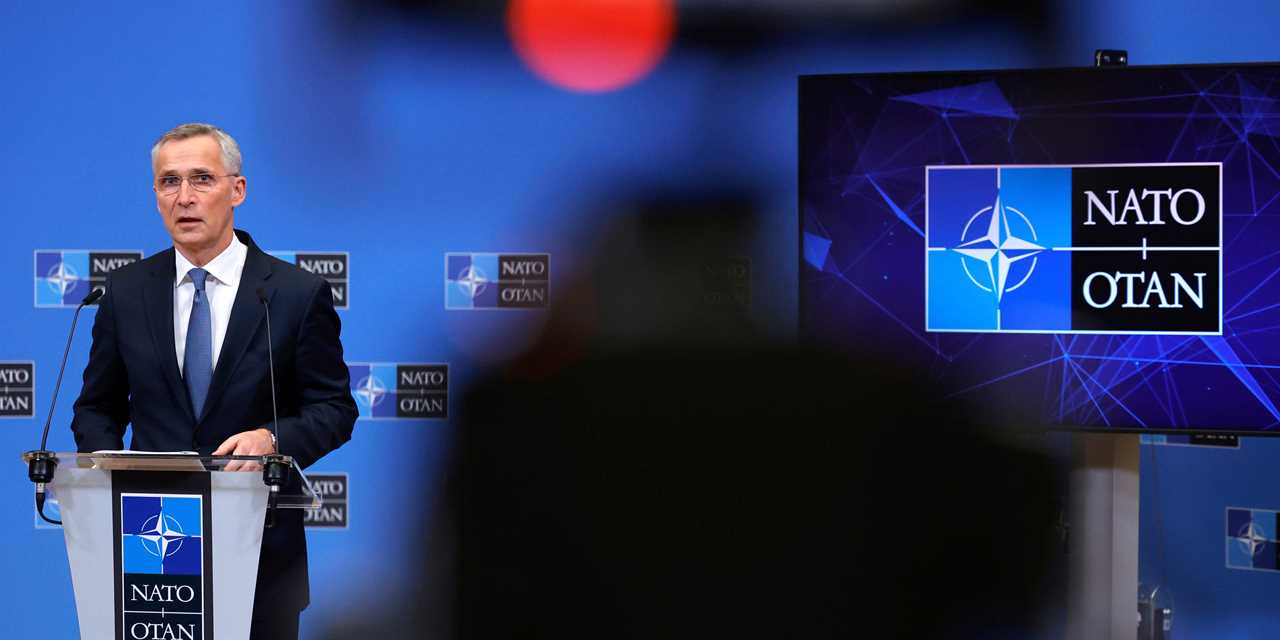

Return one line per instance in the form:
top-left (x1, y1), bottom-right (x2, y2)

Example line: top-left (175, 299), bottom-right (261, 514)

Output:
top-left (1066, 433), bottom-right (1140, 640)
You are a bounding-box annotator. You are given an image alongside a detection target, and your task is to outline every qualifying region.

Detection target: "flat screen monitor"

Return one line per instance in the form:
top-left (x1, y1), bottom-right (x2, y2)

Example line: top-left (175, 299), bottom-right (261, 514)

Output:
top-left (799, 63), bottom-right (1280, 434)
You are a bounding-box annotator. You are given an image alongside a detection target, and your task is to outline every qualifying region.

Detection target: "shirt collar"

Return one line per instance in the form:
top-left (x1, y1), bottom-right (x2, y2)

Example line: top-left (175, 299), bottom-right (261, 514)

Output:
top-left (174, 234), bottom-right (247, 288)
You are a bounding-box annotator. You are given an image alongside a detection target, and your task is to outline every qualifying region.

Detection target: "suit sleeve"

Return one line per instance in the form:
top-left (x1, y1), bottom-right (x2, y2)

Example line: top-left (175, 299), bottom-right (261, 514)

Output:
top-left (276, 279), bottom-right (357, 469)
top-left (70, 277), bottom-right (130, 452)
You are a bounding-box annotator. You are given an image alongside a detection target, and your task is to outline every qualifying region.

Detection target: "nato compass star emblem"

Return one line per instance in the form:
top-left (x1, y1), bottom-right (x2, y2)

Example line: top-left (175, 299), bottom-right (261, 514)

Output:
top-left (45, 261), bottom-right (80, 297)
top-left (454, 265), bottom-right (489, 300)
top-left (1237, 522), bottom-right (1269, 558)
top-left (354, 374), bottom-right (387, 408)
top-left (137, 512), bottom-right (188, 558)
top-left (953, 193), bottom-right (1044, 302)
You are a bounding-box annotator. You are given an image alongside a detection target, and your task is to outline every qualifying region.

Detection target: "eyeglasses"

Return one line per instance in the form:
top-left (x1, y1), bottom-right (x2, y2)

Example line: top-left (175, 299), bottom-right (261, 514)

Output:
top-left (155, 173), bottom-right (239, 194)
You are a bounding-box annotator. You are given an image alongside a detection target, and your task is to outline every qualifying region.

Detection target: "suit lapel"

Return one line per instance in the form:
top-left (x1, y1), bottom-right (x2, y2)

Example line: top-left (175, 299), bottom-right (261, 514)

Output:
top-left (200, 233), bottom-right (274, 423)
top-left (143, 249), bottom-right (196, 424)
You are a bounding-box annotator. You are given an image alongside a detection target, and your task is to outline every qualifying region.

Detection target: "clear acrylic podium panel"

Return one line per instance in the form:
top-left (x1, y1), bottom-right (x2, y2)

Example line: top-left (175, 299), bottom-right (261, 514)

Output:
top-left (22, 451), bottom-right (322, 509)
top-left (24, 451), bottom-right (294, 639)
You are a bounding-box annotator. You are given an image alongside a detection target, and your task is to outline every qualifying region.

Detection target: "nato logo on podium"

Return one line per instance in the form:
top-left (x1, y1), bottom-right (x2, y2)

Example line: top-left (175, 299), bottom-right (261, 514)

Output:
top-left (120, 494), bottom-right (206, 639)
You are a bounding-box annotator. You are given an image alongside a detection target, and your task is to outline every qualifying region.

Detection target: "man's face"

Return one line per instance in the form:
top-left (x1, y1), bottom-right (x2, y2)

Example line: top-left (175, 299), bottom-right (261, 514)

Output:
top-left (152, 135), bottom-right (245, 260)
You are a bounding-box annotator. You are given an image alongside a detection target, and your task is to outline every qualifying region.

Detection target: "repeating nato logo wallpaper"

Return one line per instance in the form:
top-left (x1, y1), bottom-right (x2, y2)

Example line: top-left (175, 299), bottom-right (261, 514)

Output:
top-left (348, 362), bottom-right (448, 419)
top-left (34, 250), bottom-right (141, 307)
top-left (270, 251), bottom-right (349, 309)
top-left (0, 362), bottom-right (34, 419)
top-left (303, 473), bottom-right (349, 529)
top-left (1228, 507), bottom-right (1280, 572)
top-left (445, 252), bottom-right (550, 309)
top-left (446, 253), bottom-right (500, 309)
top-left (801, 66), bottom-right (1280, 431)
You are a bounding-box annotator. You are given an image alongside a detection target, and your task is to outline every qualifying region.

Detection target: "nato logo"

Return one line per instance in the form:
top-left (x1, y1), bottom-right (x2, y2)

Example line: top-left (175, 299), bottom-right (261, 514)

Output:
top-left (926, 164), bottom-right (1221, 334)
top-left (348, 362), bottom-right (448, 419)
top-left (34, 250), bottom-right (141, 308)
top-left (1227, 507), bottom-right (1280, 572)
top-left (303, 473), bottom-right (349, 529)
top-left (0, 361), bottom-right (34, 418)
top-left (446, 253), bottom-right (550, 309)
top-left (120, 494), bottom-right (205, 638)
top-left (271, 251), bottom-right (349, 309)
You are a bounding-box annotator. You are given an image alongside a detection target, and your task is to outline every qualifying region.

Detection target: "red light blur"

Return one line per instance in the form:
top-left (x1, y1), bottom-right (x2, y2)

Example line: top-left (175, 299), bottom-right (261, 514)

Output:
top-left (508, 0), bottom-right (675, 93)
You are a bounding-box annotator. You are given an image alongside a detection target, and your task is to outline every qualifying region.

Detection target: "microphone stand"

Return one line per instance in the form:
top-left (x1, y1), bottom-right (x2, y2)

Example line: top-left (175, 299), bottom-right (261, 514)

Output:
top-left (256, 288), bottom-right (290, 528)
top-left (26, 287), bottom-right (104, 526)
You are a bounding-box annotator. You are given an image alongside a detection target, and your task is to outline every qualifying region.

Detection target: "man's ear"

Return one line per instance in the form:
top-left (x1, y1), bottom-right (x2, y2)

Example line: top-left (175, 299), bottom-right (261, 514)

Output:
top-left (231, 175), bottom-right (247, 206)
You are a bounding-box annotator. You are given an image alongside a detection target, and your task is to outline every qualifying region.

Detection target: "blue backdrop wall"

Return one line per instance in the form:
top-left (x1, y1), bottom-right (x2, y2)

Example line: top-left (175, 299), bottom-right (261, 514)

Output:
top-left (2, 1), bottom-right (1280, 638)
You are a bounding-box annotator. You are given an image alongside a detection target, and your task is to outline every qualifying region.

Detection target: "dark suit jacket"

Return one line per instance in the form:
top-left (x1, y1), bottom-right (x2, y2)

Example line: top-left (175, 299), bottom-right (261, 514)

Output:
top-left (70, 228), bottom-right (357, 614)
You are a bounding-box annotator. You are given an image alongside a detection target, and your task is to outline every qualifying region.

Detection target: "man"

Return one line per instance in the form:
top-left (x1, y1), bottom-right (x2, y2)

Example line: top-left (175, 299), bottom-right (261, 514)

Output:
top-left (71, 123), bottom-right (357, 638)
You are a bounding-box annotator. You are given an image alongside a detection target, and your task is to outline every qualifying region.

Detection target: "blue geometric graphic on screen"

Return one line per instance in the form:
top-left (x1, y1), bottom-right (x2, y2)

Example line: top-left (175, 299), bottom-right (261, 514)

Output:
top-left (868, 176), bottom-right (924, 237)
top-left (1236, 75), bottom-right (1280, 138)
top-left (1200, 336), bottom-right (1280, 423)
top-left (349, 362), bottom-right (396, 418)
top-left (121, 495), bottom-right (202, 576)
top-left (927, 167), bottom-right (1070, 332)
top-left (35, 250), bottom-right (90, 306)
top-left (892, 81), bottom-right (1017, 119)
top-left (803, 232), bottom-right (831, 271)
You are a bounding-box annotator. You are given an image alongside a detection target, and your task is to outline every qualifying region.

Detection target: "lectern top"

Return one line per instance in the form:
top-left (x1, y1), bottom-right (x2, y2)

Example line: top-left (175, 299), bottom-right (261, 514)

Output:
top-left (21, 451), bottom-right (322, 509)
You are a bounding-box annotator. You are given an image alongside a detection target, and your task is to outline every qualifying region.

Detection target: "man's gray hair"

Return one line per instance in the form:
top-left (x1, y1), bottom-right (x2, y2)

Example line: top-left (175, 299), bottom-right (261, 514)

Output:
top-left (151, 123), bottom-right (243, 174)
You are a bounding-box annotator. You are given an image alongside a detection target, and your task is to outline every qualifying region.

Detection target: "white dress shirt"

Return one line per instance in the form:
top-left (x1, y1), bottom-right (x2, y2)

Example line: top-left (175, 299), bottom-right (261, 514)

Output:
top-left (174, 235), bottom-right (247, 375)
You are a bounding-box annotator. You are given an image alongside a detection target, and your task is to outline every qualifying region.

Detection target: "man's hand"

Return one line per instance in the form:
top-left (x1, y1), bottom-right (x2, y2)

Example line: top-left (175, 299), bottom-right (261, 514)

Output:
top-left (213, 427), bottom-right (275, 472)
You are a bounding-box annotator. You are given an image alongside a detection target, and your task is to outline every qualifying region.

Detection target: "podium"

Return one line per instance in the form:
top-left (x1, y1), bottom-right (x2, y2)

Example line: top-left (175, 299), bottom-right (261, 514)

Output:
top-left (23, 452), bottom-right (319, 640)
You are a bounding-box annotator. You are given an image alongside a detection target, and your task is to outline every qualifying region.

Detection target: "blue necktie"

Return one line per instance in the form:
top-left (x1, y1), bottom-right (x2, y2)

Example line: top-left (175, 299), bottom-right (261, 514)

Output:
top-left (184, 268), bottom-right (212, 419)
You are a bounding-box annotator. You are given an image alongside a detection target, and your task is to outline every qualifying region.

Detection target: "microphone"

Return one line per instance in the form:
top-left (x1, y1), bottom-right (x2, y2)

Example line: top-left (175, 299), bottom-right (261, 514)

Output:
top-left (255, 287), bottom-right (289, 527)
top-left (255, 288), bottom-right (281, 454)
top-left (27, 286), bottom-right (105, 526)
